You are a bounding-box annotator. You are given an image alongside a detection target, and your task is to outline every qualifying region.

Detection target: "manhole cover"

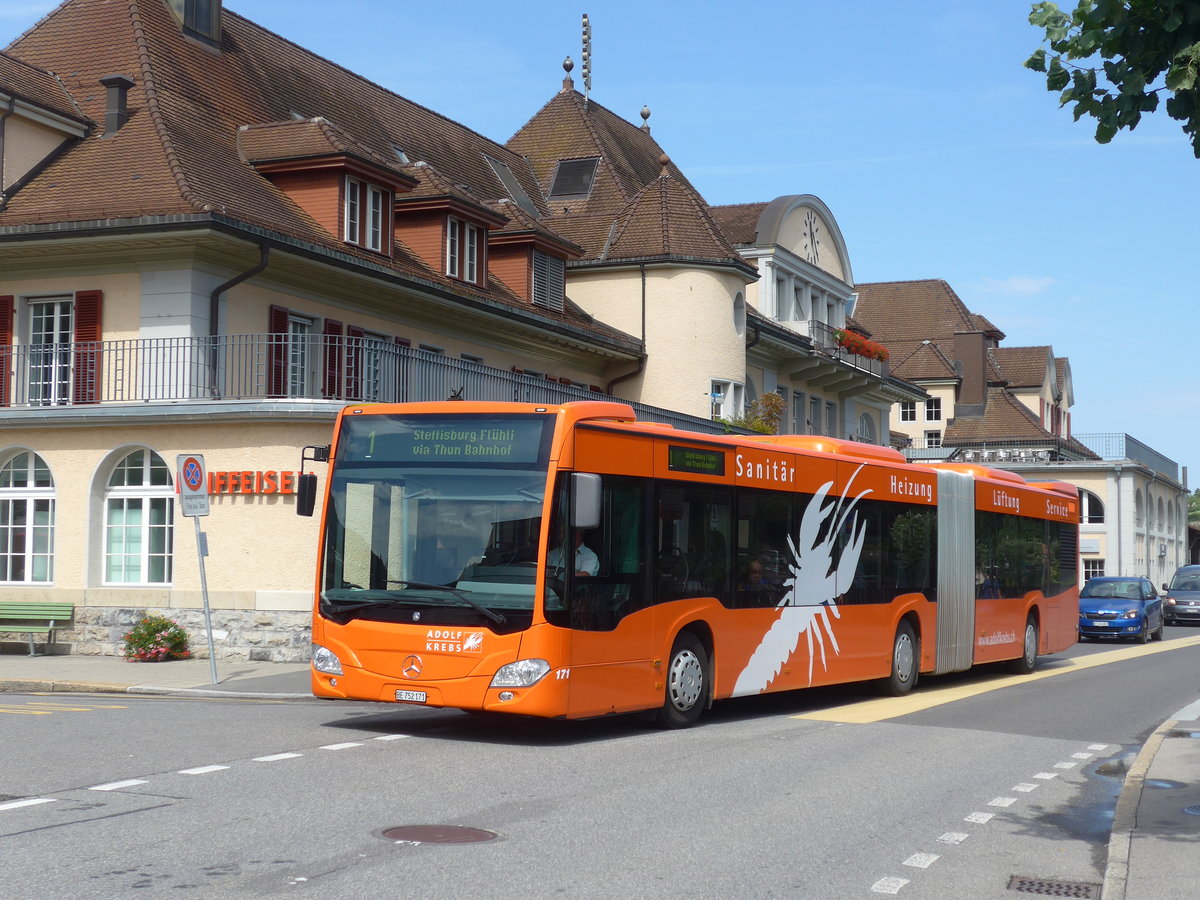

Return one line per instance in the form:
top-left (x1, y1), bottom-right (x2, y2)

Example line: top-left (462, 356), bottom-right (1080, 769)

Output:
top-left (382, 825), bottom-right (499, 844)
top-left (1007, 875), bottom-right (1101, 898)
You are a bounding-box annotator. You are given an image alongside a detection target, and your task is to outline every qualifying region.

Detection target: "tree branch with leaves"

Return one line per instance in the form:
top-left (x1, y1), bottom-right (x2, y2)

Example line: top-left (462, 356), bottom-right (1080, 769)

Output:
top-left (1025, 0), bottom-right (1200, 156)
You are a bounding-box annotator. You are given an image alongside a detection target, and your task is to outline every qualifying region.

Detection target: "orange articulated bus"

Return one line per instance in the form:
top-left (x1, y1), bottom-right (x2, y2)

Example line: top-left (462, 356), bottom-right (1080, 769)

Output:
top-left (299, 400), bottom-right (1079, 727)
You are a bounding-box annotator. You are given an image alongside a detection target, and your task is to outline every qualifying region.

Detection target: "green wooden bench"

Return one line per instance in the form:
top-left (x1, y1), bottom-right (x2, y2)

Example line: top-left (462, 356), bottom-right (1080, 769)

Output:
top-left (0, 602), bottom-right (75, 656)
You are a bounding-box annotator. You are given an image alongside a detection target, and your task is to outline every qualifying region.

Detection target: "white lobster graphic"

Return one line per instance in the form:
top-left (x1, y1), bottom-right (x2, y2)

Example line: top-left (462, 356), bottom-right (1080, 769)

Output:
top-left (733, 465), bottom-right (871, 696)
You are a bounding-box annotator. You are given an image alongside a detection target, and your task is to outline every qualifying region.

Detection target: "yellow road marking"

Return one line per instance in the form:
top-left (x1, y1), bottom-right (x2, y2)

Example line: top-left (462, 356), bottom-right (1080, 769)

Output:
top-left (794, 634), bottom-right (1200, 724)
top-left (0, 707), bottom-right (54, 715)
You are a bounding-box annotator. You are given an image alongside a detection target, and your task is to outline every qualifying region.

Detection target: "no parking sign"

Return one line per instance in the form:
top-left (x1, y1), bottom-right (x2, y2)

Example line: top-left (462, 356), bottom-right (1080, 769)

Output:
top-left (177, 454), bottom-right (210, 517)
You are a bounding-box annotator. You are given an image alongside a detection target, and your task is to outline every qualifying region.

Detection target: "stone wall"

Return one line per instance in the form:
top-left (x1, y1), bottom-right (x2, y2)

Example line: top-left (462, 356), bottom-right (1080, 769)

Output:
top-left (4, 606), bottom-right (312, 662)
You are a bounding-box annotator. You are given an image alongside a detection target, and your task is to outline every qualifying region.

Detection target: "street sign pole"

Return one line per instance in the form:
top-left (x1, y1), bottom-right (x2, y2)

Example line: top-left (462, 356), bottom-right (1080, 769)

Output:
top-left (177, 454), bottom-right (218, 685)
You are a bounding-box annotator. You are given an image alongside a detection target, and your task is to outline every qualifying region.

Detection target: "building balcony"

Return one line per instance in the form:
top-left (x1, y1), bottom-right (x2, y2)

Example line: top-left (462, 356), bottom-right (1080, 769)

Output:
top-left (0, 334), bottom-right (728, 433)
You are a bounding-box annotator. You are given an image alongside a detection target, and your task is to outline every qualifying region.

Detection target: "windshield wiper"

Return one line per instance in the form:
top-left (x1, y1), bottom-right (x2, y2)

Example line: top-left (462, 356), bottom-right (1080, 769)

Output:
top-left (386, 579), bottom-right (506, 624)
top-left (324, 581), bottom-right (507, 624)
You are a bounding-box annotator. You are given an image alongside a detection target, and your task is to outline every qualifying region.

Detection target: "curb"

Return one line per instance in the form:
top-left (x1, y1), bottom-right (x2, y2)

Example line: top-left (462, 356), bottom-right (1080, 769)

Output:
top-left (1102, 717), bottom-right (1175, 900)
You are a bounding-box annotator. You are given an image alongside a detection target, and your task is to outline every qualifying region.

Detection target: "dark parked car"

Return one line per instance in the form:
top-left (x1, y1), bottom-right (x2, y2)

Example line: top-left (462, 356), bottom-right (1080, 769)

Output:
top-left (1163, 565), bottom-right (1200, 625)
top-left (1078, 576), bottom-right (1164, 643)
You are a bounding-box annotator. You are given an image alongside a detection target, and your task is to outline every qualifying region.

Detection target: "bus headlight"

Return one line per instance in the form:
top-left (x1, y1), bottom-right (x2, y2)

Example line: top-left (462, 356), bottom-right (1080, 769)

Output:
top-left (490, 659), bottom-right (550, 688)
top-left (312, 644), bottom-right (343, 675)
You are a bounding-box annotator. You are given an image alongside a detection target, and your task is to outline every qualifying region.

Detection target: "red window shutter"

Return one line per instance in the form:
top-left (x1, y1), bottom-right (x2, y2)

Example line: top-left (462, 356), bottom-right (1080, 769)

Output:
top-left (267, 305), bottom-right (289, 397)
top-left (346, 326), bottom-right (365, 400)
top-left (0, 296), bottom-right (12, 408)
top-left (323, 319), bottom-right (343, 399)
top-left (72, 290), bottom-right (103, 404)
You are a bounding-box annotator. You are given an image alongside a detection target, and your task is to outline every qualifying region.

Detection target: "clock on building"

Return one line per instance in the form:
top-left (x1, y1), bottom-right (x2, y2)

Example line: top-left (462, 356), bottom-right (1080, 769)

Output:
top-left (802, 209), bottom-right (821, 264)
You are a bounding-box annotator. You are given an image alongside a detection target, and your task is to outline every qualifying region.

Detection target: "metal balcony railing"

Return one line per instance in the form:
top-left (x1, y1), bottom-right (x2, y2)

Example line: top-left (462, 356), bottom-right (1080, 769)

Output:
top-left (0, 334), bottom-right (732, 433)
top-left (806, 320), bottom-right (887, 378)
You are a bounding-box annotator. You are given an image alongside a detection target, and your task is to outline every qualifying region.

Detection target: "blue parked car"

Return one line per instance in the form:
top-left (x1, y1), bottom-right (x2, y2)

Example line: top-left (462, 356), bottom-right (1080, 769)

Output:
top-left (1078, 576), bottom-right (1164, 643)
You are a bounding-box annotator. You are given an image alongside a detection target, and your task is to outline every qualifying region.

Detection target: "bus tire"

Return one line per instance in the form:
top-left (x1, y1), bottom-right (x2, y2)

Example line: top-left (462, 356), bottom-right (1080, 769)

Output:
top-left (882, 621), bottom-right (918, 696)
top-left (1009, 615), bottom-right (1039, 674)
top-left (655, 632), bottom-right (708, 728)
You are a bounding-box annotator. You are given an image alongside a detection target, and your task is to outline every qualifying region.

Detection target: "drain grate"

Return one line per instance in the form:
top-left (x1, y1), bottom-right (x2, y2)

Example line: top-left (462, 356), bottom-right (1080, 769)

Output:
top-left (382, 825), bottom-right (499, 844)
top-left (1007, 876), bottom-right (1102, 898)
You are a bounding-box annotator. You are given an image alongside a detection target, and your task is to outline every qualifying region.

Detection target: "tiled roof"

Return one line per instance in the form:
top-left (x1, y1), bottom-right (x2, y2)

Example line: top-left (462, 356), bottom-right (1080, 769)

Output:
top-left (507, 84), bottom-right (747, 272)
top-left (853, 279), bottom-right (1005, 343)
top-left (1, 0), bottom-right (636, 349)
top-left (708, 202), bottom-right (769, 245)
top-left (604, 163), bottom-right (748, 264)
top-left (992, 346), bottom-right (1052, 389)
top-left (946, 388), bottom-right (1098, 458)
top-left (889, 340), bottom-right (957, 380)
top-left (0, 50), bottom-right (88, 124)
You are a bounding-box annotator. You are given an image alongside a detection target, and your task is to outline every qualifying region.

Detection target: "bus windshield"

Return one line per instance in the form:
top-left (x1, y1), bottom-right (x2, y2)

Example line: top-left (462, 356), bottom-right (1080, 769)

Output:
top-left (319, 413), bottom-right (554, 631)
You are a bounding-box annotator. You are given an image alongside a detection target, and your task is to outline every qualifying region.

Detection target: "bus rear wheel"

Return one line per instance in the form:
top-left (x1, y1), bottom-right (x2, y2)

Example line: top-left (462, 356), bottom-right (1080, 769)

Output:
top-left (882, 621), bottom-right (917, 696)
top-left (655, 632), bottom-right (708, 728)
top-left (1009, 615), bottom-right (1039, 674)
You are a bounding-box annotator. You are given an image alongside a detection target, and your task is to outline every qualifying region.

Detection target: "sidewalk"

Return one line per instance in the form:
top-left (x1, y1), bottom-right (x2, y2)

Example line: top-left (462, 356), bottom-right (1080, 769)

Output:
top-left (0, 652), bottom-right (312, 700)
top-left (1105, 697), bottom-right (1200, 900)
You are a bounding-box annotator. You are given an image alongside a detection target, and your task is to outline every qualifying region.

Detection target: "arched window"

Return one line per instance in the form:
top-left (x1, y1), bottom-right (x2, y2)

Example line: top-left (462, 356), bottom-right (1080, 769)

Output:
top-left (0, 451), bottom-right (54, 583)
top-left (104, 449), bottom-right (174, 585)
top-left (856, 412), bottom-right (877, 444)
top-left (1080, 489), bottom-right (1105, 524)
top-left (1134, 489), bottom-right (1144, 526)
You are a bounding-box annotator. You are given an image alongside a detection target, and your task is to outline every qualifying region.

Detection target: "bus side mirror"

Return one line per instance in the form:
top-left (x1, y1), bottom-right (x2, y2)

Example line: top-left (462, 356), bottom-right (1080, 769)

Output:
top-left (296, 472), bottom-right (318, 517)
top-left (572, 473), bottom-right (601, 530)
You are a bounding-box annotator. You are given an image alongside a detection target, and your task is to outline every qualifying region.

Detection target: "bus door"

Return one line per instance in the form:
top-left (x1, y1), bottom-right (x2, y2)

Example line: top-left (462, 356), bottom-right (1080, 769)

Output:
top-left (548, 474), bottom-right (656, 718)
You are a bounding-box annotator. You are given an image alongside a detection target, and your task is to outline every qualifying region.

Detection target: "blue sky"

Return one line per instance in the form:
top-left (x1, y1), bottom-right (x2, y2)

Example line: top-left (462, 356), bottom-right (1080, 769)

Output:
top-left (4, 1), bottom-right (1197, 483)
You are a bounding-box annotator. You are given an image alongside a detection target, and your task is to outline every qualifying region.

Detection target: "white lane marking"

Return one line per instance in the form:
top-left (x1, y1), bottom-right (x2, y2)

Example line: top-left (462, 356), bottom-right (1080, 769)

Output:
top-left (903, 853), bottom-right (939, 868)
top-left (988, 797), bottom-right (1016, 807)
top-left (965, 812), bottom-right (994, 824)
top-left (0, 798), bottom-right (56, 810)
top-left (319, 742), bottom-right (363, 750)
top-left (89, 780), bottom-right (148, 791)
top-left (1013, 783), bottom-right (1038, 793)
top-left (178, 765), bottom-right (229, 775)
top-left (938, 832), bottom-right (969, 845)
top-left (254, 752), bottom-right (303, 762)
top-left (1054, 761), bottom-right (1077, 769)
top-left (1071, 752), bottom-right (1093, 760)
top-left (871, 877), bottom-right (909, 894)
top-left (1088, 743), bottom-right (1111, 751)
top-left (1034, 772), bottom-right (1058, 780)
top-left (373, 734), bottom-right (410, 741)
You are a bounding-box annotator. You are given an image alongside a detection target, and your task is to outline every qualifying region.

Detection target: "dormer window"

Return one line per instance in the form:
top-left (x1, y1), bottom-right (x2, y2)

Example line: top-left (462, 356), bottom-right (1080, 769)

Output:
top-left (182, 0), bottom-right (221, 44)
top-left (344, 176), bottom-right (389, 254)
top-left (447, 217), bottom-right (481, 284)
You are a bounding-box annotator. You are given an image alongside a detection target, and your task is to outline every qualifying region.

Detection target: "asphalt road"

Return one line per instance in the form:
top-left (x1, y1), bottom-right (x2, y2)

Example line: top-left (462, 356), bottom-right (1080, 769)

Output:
top-left (3, 627), bottom-right (1199, 898)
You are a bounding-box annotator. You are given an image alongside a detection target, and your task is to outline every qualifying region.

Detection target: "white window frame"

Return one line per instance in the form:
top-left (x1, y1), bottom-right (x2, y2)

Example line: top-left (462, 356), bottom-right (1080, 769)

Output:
top-left (344, 176), bottom-right (361, 244)
top-left (899, 401), bottom-right (916, 423)
top-left (711, 379), bottom-right (744, 420)
top-left (924, 429), bottom-right (942, 448)
top-left (0, 451), bottom-right (54, 584)
top-left (27, 295), bottom-right (75, 407)
top-left (367, 184), bottom-right (385, 252)
top-left (925, 397), bottom-right (942, 422)
top-left (103, 449), bottom-right (174, 586)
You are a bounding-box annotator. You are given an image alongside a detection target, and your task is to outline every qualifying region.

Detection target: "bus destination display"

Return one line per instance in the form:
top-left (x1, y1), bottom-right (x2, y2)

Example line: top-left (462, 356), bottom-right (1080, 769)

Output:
top-left (341, 415), bottom-right (550, 464)
top-left (667, 445), bottom-right (725, 476)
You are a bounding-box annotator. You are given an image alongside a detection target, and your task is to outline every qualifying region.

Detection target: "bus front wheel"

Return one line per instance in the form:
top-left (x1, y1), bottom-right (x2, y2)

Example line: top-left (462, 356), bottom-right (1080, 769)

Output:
top-left (656, 632), bottom-right (708, 728)
top-left (883, 621), bottom-right (918, 696)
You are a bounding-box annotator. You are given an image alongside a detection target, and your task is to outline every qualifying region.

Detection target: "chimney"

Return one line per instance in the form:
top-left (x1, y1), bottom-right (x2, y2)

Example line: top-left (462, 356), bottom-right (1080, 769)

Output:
top-left (953, 330), bottom-right (987, 415)
top-left (99, 74), bottom-right (135, 136)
